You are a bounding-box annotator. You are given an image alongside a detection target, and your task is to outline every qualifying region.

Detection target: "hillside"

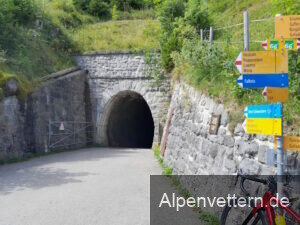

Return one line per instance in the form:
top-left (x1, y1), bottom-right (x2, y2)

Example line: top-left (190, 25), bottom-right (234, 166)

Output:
top-left (0, 0), bottom-right (298, 134)
top-left (159, 0), bottom-right (299, 135)
top-left (0, 0), bottom-right (159, 90)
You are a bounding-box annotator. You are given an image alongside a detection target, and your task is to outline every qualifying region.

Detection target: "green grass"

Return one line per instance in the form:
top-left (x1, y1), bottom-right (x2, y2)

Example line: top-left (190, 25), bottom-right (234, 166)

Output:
top-left (154, 145), bottom-right (173, 176)
top-left (0, 0), bottom-right (159, 98)
top-left (173, 0), bottom-right (299, 135)
top-left (71, 19), bottom-right (160, 52)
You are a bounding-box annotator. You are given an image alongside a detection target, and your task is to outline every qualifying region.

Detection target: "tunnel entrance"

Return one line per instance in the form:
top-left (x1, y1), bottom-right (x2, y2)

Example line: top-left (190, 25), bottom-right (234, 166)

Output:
top-left (106, 91), bottom-right (154, 148)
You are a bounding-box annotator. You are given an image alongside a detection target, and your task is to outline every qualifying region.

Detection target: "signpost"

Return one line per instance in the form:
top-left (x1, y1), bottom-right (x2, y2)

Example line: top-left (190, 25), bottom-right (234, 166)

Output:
top-left (245, 118), bottom-right (282, 136)
top-left (261, 39), bottom-right (300, 50)
top-left (275, 15), bottom-right (300, 39)
top-left (244, 103), bottom-right (282, 118)
top-left (235, 13), bottom-right (300, 212)
top-left (236, 74), bottom-right (289, 88)
top-left (262, 87), bottom-right (289, 103)
top-left (274, 136), bottom-right (300, 151)
top-left (235, 51), bottom-right (288, 75)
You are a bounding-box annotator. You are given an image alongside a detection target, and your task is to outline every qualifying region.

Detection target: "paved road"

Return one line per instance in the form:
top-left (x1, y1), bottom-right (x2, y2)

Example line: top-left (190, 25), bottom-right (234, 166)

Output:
top-left (0, 148), bottom-right (200, 225)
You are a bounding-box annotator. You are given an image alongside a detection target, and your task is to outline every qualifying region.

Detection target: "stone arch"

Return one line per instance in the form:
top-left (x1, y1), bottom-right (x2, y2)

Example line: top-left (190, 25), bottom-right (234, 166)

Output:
top-left (76, 52), bottom-right (171, 148)
top-left (99, 90), bottom-right (155, 148)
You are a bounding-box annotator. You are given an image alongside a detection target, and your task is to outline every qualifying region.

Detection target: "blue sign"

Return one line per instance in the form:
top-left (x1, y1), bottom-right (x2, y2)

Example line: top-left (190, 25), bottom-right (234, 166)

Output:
top-left (244, 103), bottom-right (282, 118)
top-left (237, 74), bottom-right (289, 88)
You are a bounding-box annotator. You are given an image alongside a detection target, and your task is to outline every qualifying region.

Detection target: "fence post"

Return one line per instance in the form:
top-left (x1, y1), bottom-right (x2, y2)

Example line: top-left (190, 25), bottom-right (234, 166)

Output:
top-left (200, 29), bottom-right (203, 42)
top-left (244, 11), bottom-right (249, 51)
top-left (209, 27), bottom-right (213, 45)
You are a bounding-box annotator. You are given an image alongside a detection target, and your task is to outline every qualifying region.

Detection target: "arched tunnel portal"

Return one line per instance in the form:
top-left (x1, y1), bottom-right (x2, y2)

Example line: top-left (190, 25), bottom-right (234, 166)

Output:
top-left (102, 91), bottom-right (154, 148)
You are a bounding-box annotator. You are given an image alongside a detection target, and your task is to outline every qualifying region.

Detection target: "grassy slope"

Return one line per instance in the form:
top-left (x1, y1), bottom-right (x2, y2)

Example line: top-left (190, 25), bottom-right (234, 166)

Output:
top-left (2, 0), bottom-right (159, 82)
top-left (72, 19), bottom-right (160, 52)
top-left (44, 0), bottom-right (160, 53)
top-left (202, 0), bottom-right (299, 135)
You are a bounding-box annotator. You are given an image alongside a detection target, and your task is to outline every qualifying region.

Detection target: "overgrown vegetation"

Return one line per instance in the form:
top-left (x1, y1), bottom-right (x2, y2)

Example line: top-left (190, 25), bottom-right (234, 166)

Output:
top-left (0, 0), bottom-right (160, 99)
top-left (145, 50), bottom-right (165, 86)
top-left (157, 0), bottom-right (300, 135)
top-left (0, 0), bottom-right (298, 133)
top-left (72, 19), bottom-right (160, 52)
top-left (154, 145), bottom-right (173, 175)
top-left (73, 0), bottom-right (156, 19)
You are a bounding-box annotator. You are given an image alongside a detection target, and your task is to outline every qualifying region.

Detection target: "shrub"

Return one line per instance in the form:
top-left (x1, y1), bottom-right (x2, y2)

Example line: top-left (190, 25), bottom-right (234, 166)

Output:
top-left (73, 0), bottom-right (91, 11)
top-left (112, 4), bottom-right (119, 20)
top-left (59, 11), bottom-right (83, 28)
top-left (158, 0), bottom-right (185, 70)
top-left (184, 0), bottom-right (210, 32)
top-left (13, 0), bottom-right (37, 25)
top-left (88, 0), bottom-right (111, 19)
top-left (158, 0), bottom-right (185, 35)
top-left (0, 0), bottom-right (37, 26)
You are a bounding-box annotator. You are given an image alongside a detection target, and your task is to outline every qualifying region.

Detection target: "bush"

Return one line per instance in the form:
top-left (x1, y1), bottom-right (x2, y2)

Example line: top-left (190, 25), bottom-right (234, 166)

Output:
top-left (111, 0), bottom-right (152, 11)
top-left (73, 0), bottom-right (91, 11)
top-left (88, 0), bottom-right (111, 19)
top-left (13, 0), bottom-right (37, 25)
top-left (158, 0), bottom-right (185, 35)
top-left (158, 0), bottom-right (185, 70)
top-left (59, 11), bottom-right (83, 28)
top-left (0, 0), bottom-right (37, 26)
top-left (184, 0), bottom-right (210, 32)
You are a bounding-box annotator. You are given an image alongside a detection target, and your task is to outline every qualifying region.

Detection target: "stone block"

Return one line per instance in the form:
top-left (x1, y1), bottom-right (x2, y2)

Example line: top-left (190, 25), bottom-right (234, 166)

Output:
top-left (234, 123), bottom-right (245, 136)
top-left (258, 145), bottom-right (268, 164)
top-left (224, 158), bottom-right (237, 174)
top-left (208, 143), bottom-right (218, 159)
top-left (224, 135), bottom-right (235, 147)
top-left (240, 158), bottom-right (261, 175)
top-left (236, 140), bottom-right (259, 158)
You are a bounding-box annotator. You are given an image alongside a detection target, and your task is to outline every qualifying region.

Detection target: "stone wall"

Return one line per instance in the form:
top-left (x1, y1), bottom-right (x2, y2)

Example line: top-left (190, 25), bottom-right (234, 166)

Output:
top-left (162, 81), bottom-right (299, 176)
top-left (0, 97), bottom-right (26, 160)
top-left (0, 69), bottom-right (90, 161)
top-left (161, 81), bottom-right (300, 221)
top-left (26, 70), bottom-right (90, 153)
top-left (0, 51), bottom-right (171, 160)
top-left (75, 52), bottom-right (171, 146)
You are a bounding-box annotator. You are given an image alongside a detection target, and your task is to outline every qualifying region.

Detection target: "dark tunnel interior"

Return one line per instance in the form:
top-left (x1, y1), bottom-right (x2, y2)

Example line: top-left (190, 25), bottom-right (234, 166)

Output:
top-left (107, 92), bottom-right (154, 148)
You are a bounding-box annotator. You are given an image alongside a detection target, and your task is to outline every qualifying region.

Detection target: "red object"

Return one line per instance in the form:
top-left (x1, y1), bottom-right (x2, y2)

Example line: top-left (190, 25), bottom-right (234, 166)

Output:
top-left (235, 60), bottom-right (242, 65)
top-left (243, 192), bottom-right (300, 224)
top-left (160, 108), bottom-right (174, 156)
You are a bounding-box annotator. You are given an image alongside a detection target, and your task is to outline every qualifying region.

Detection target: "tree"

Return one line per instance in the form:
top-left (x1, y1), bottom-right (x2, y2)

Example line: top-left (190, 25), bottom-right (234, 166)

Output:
top-left (73, 0), bottom-right (91, 11)
top-left (184, 0), bottom-right (210, 32)
top-left (13, 0), bottom-right (36, 24)
top-left (88, 0), bottom-right (111, 19)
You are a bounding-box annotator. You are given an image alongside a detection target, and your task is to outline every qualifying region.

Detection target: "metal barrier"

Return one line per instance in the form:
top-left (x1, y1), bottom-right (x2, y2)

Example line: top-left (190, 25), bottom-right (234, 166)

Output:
top-left (48, 120), bottom-right (94, 149)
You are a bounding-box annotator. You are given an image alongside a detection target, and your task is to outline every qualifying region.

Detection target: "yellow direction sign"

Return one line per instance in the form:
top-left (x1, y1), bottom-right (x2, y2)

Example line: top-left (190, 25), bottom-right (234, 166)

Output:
top-left (240, 51), bottom-right (288, 74)
top-left (275, 15), bottom-right (300, 39)
top-left (274, 136), bottom-right (300, 151)
top-left (262, 87), bottom-right (289, 103)
top-left (246, 118), bottom-right (282, 136)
